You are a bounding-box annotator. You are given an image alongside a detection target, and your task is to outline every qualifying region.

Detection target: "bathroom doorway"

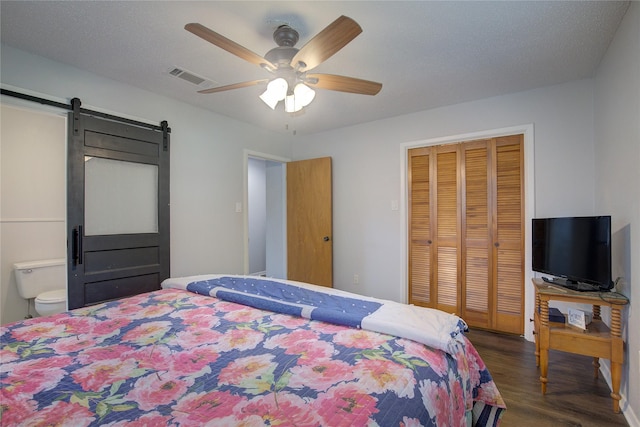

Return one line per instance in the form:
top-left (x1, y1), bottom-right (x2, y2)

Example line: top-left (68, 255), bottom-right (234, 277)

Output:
top-left (0, 101), bottom-right (67, 324)
top-left (245, 151), bottom-right (288, 279)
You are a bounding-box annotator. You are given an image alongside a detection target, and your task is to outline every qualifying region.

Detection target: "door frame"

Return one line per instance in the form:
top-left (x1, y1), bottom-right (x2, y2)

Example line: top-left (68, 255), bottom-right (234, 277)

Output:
top-left (400, 124), bottom-right (536, 340)
top-left (243, 150), bottom-right (291, 276)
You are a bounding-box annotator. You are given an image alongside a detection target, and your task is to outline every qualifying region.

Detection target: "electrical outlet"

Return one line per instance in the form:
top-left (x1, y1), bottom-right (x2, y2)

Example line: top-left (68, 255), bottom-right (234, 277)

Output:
top-left (353, 274), bottom-right (359, 284)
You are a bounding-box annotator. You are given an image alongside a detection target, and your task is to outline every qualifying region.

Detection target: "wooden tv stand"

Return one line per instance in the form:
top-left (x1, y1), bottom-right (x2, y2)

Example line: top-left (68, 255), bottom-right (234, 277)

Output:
top-left (532, 278), bottom-right (628, 413)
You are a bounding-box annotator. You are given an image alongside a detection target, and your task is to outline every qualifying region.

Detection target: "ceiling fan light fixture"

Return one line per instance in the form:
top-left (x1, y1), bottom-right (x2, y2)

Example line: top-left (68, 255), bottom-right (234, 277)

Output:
top-left (259, 77), bottom-right (288, 109)
top-left (186, 17), bottom-right (382, 115)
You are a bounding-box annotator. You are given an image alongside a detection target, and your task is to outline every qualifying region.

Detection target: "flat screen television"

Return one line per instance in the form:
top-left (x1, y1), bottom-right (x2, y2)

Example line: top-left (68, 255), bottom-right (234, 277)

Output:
top-left (532, 216), bottom-right (613, 291)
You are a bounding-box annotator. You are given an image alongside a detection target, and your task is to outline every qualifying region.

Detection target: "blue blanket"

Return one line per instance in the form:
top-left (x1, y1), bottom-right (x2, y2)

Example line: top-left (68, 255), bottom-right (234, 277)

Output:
top-left (187, 276), bottom-right (382, 328)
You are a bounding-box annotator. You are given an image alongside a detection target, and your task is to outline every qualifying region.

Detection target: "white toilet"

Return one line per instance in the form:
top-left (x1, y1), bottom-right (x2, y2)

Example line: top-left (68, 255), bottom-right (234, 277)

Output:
top-left (14, 258), bottom-right (67, 317)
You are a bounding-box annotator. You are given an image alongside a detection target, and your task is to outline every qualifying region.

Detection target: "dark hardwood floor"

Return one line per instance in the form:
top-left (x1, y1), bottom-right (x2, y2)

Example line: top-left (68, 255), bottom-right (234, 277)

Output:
top-left (466, 329), bottom-right (629, 427)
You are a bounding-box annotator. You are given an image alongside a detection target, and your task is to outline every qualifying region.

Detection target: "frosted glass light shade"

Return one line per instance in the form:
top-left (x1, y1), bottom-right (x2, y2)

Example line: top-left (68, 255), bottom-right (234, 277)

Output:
top-left (294, 83), bottom-right (315, 107)
top-left (259, 78), bottom-right (288, 109)
top-left (284, 94), bottom-right (301, 113)
top-left (284, 83), bottom-right (316, 113)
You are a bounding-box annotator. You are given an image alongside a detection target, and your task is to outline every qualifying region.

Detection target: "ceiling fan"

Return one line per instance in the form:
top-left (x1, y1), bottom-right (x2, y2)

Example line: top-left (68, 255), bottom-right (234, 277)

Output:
top-left (184, 15), bottom-right (382, 113)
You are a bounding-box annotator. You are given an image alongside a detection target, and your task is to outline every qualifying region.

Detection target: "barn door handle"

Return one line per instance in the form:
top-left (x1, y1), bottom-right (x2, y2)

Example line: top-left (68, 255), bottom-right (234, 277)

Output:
top-left (323, 236), bottom-right (330, 242)
top-left (72, 225), bottom-right (83, 265)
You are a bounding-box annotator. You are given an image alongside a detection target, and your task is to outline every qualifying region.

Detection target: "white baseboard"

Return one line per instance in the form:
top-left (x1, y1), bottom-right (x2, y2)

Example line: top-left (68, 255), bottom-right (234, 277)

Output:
top-left (600, 360), bottom-right (640, 427)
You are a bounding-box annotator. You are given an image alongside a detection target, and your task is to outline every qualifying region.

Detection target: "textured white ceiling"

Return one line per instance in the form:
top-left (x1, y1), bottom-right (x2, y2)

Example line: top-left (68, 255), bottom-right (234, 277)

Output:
top-left (0, 1), bottom-right (630, 135)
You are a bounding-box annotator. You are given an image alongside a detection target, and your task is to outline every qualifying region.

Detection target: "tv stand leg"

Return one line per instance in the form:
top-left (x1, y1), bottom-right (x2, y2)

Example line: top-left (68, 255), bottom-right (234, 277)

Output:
top-left (610, 362), bottom-right (622, 413)
top-left (610, 307), bottom-right (623, 413)
top-left (539, 299), bottom-right (549, 394)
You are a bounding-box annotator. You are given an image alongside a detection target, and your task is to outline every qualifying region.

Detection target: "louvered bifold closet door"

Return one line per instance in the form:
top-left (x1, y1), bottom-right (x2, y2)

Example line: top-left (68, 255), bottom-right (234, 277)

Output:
top-left (408, 135), bottom-right (523, 333)
top-left (462, 140), bottom-right (491, 328)
top-left (435, 145), bottom-right (460, 315)
top-left (408, 147), bottom-right (434, 307)
top-left (493, 135), bottom-right (524, 334)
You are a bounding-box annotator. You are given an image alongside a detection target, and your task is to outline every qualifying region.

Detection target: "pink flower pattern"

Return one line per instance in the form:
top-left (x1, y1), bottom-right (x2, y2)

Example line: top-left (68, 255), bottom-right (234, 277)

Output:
top-left (313, 383), bottom-right (380, 426)
top-left (354, 358), bottom-right (417, 398)
top-left (126, 371), bottom-right (194, 410)
top-left (241, 392), bottom-right (322, 426)
top-left (171, 390), bottom-right (245, 424)
top-left (288, 359), bottom-right (355, 391)
top-left (333, 328), bottom-right (391, 349)
top-left (0, 287), bottom-right (505, 426)
top-left (18, 401), bottom-right (96, 427)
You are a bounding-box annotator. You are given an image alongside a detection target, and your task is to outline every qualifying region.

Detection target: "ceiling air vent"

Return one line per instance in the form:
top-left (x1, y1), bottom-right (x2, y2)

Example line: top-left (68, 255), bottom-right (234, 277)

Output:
top-left (167, 67), bottom-right (215, 89)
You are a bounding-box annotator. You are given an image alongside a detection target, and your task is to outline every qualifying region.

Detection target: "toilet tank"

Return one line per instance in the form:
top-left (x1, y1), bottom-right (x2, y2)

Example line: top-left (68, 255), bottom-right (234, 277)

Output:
top-left (13, 259), bottom-right (66, 299)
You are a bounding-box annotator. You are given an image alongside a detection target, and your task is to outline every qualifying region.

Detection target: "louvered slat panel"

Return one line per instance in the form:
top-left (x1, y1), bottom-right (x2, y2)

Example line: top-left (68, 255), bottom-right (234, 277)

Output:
top-left (437, 151), bottom-right (457, 238)
top-left (497, 143), bottom-right (522, 242)
top-left (411, 244), bottom-right (431, 303)
top-left (437, 247), bottom-right (458, 306)
top-left (497, 250), bottom-right (523, 314)
top-left (466, 247), bottom-right (489, 311)
top-left (465, 147), bottom-right (489, 239)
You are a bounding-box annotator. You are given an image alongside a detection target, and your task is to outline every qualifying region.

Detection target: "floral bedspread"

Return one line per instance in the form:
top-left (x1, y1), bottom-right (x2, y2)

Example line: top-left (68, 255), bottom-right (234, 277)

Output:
top-left (1, 288), bottom-right (505, 426)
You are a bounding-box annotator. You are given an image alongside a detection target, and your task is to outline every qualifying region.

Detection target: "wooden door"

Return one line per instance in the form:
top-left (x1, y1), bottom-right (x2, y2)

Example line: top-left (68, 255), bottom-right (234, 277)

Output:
top-left (434, 144), bottom-right (460, 314)
top-left (67, 105), bottom-right (170, 309)
top-left (492, 135), bottom-right (524, 334)
top-left (462, 140), bottom-right (492, 328)
top-left (408, 147), bottom-right (434, 306)
top-left (287, 157), bottom-right (333, 287)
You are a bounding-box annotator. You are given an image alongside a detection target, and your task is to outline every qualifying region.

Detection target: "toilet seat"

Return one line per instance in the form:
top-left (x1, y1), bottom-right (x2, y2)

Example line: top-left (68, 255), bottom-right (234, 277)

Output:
top-left (36, 289), bottom-right (66, 303)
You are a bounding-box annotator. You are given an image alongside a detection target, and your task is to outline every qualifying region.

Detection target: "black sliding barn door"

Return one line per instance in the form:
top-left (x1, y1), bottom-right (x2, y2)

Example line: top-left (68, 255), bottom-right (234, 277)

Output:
top-left (67, 102), bottom-right (170, 309)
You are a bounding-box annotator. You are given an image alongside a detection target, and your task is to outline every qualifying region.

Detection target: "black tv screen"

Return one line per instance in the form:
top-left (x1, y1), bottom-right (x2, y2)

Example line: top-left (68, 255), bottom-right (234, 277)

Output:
top-left (532, 216), bottom-right (612, 291)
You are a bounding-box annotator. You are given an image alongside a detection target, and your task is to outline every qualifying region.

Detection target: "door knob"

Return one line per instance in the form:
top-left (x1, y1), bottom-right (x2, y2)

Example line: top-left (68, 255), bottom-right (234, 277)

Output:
top-left (323, 236), bottom-right (330, 242)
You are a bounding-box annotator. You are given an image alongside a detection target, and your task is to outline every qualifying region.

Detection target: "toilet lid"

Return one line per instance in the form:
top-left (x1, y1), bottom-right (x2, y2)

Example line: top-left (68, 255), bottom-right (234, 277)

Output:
top-left (36, 289), bottom-right (67, 303)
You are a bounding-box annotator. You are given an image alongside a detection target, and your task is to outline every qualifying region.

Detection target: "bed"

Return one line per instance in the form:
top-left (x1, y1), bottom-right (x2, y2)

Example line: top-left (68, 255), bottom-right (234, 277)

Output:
top-left (1, 275), bottom-right (505, 426)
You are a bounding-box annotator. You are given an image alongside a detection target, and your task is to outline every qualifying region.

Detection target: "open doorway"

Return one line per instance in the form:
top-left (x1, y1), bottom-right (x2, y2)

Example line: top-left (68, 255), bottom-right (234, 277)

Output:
top-left (244, 151), bottom-right (289, 279)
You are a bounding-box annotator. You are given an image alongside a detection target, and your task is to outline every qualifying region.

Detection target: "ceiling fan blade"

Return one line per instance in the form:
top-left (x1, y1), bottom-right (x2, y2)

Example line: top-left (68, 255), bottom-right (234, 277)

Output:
top-left (291, 16), bottom-right (362, 72)
top-left (185, 23), bottom-right (276, 71)
top-left (306, 74), bottom-right (382, 95)
top-left (197, 79), bottom-right (269, 94)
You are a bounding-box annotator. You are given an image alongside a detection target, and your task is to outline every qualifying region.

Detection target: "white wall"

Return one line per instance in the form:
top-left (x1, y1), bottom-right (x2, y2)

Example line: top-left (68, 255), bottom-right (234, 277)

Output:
top-left (0, 104), bottom-right (67, 323)
top-left (594, 3), bottom-right (639, 425)
top-left (0, 45), bottom-right (291, 324)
